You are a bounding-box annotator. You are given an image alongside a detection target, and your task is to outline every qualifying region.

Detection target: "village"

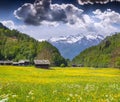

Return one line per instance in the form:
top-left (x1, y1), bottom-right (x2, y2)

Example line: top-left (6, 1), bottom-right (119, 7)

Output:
top-left (0, 60), bottom-right (50, 69)
top-left (0, 60), bottom-right (85, 69)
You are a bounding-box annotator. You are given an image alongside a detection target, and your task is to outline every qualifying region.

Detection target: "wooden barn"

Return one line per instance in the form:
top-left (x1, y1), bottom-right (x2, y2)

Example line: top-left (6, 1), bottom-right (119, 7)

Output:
top-left (72, 64), bottom-right (77, 67)
top-left (18, 60), bottom-right (30, 66)
top-left (4, 61), bottom-right (13, 65)
top-left (72, 64), bottom-right (83, 67)
top-left (12, 62), bottom-right (19, 66)
top-left (34, 60), bottom-right (50, 69)
top-left (0, 61), bottom-right (4, 65)
top-left (78, 64), bottom-right (84, 67)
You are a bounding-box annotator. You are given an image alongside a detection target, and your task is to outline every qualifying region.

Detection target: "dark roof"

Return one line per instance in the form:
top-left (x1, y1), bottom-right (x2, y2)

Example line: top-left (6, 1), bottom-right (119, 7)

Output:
top-left (13, 62), bottom-right (19, 64)
top-left (34, 60), bottom-right (50, 65)
top-left (4, 61), bottom-right (13, 64)
top-left (19, 60), bottom-right (25, 63)
top-left (0, 61), bottom-right (4, 63)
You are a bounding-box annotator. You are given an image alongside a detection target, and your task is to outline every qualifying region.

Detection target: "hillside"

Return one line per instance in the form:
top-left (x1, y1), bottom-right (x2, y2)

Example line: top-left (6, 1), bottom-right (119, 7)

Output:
top-left (73, 33), bottom-right (120, 68)
top-left (0, 23), bottom-right (67, 66)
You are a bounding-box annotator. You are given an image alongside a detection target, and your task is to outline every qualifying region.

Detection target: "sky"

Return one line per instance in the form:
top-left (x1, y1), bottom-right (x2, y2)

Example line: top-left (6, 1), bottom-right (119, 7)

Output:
top-left (0, 0), bottom-right (120, 40)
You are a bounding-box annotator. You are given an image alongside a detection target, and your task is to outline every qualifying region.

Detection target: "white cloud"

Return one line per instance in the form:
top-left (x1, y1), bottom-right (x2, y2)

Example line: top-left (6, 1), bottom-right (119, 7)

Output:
top-left (22, 9), bottom-right (120, 38)
top-left (78, 0), bottom-right (120, 5)
top-left (83, 14), bottom-right (94, 24)
top-left (1, 20), bottom-right (15, 30)
top-left (2, 8), bottom-right (120, 40)
top-left (67, 9), bottom-right (120, 37)
top-left (1, 20), bottom-right (26, 30)
top-left (93, 9), bottom-right (120, 24)
top-left (14, 0), bottom-right (83, 26)
top-left (13, 0), bottom-right (120, 38)
top-left (92, 9), bottom-right (120, 35)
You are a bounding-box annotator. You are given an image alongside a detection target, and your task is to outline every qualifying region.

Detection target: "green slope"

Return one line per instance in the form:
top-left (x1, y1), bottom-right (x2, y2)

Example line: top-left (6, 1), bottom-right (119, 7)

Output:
top-left (73, 33), bottom-right (120, 68)
top-left (0, 23), bottom-right (67, 66)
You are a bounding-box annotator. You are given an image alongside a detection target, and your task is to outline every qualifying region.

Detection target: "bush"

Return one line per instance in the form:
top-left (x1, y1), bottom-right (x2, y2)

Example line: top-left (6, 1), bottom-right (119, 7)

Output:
top-left (60, 63), bottom-right (65, 67)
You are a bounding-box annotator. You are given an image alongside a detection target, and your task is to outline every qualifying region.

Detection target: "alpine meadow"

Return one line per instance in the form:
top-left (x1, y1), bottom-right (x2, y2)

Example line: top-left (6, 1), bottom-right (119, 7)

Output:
top-left (0, 66), bottom-right (120, 102)
top-left (0, 0), bottom-right (120, 102)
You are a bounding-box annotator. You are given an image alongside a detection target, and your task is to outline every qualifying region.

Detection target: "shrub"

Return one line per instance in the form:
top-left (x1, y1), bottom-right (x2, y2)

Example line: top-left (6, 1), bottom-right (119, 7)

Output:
top-left (60, 63), bottom-right (65, 67)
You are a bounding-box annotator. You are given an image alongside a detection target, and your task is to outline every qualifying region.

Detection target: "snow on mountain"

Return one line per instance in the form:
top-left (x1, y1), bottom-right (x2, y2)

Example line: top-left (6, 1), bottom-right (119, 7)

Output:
top-left (47, 34), bottom-right (104, 60)
top-left (49, 35), bottom-right (83, 44)
top-left (49, 34), bottom-right (104, 44)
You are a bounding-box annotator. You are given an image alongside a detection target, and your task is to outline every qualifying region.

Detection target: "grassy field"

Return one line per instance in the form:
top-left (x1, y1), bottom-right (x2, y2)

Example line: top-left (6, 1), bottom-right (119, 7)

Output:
top-left (0, 66), bottom-right (120, 102)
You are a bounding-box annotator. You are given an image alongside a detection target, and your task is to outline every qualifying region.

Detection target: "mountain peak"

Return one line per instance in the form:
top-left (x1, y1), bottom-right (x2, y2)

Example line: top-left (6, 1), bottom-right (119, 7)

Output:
top-left (48, 34), bottom-right (104, 44)
top-left (47, 34), bottom-right (104, 60)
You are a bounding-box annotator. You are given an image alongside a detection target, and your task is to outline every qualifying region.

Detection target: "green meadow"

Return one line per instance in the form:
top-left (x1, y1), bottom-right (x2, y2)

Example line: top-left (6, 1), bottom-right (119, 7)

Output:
top-left (0, 66), bottom-right (120, 102)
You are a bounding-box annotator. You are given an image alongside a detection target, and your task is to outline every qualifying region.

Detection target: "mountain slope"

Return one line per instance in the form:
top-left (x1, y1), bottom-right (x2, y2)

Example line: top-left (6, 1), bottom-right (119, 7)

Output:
top-left (73, 33), bottom-right (120, 68)
top-left (0, 23), bottom-right (67, 66)
top-left (36, 41), bottom-right (67, 66)
top-left (0, 23), bottom-right (7, 29)
top-left (48, 34), bottom-right (104, 60)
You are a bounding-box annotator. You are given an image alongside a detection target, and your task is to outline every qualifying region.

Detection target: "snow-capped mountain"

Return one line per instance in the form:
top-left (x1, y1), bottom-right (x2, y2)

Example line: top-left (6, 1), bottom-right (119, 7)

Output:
top-left (47, 34), bottom-right (104, 60)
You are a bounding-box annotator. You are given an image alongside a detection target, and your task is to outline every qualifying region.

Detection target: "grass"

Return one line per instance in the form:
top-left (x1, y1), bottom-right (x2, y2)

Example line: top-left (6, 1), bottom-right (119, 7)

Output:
top-left (0, 66), bottom-right (120, 102)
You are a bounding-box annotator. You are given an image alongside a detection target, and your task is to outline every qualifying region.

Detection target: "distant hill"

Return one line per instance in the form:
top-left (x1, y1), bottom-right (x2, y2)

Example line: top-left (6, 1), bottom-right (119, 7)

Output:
top-left (0, 23), bottom-right (67, 66)
top-left (73, 33), bottom-right (120, 68)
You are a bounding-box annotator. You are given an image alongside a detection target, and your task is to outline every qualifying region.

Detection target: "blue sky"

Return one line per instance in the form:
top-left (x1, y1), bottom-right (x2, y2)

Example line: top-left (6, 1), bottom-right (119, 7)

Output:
top-left (0, 0), bottom-right (120, 40)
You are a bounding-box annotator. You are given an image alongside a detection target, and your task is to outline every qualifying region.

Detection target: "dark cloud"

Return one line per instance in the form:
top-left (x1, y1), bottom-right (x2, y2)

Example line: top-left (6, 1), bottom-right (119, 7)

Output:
top-left (14, 0), bottom-right (83, 25)
top-left (78, 0), bottom-right (120, 5)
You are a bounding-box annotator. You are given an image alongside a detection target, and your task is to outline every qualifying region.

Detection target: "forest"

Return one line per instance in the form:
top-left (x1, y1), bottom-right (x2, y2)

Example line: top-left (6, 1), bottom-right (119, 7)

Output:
top-left (0, 23), bottom-right (67, 67)
top-left (73, 33), bottom-right (120, 68)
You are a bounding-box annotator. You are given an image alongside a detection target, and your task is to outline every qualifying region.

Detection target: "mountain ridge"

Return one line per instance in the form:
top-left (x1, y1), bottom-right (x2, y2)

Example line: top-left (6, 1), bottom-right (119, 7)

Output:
top-left (47, 34), bottom-right (104, 60)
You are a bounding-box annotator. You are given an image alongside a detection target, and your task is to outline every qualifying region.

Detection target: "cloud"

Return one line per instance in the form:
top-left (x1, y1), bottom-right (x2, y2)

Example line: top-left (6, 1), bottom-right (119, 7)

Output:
top-left (1, 20), bottom-right (26, 30)
top-left (92, 9), bottom-right (120, 35)
top-left (78, 0), bottom-right (120, 5)
top-left (14, 8), bottom-right (120, 39)
top-left (1, 20), bottom-right (15, 30)
top-left (14, 0), bottom-right (83, 26)
top-left (67, 9), bottom-right (120, 37)
top-left (12, 0), bottom-right (120, 39)
top-left (93, 9), bottom-right (120, 24)
top-left (1, 9), bottom-right (120, 41)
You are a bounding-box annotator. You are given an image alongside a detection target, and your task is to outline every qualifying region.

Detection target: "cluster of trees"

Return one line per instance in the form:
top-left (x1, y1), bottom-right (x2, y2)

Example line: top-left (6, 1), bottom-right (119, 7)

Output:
top-left (36, 41), bottom-right (67, 66)
top-left (73, 33), bottom-right (120, 68)
top-left (0, 24), bottom-right (67, 67)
